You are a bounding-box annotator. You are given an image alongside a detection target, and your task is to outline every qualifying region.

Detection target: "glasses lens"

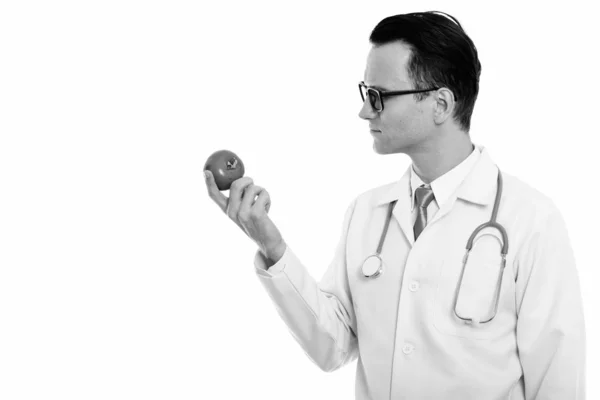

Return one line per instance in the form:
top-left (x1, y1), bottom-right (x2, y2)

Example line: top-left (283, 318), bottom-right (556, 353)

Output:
top-left (368, 90), bottom-right (382, 111)
top-left (359, 84), bottom-right (382, 111)
top-left (359, 84), bottom-right (367, 102)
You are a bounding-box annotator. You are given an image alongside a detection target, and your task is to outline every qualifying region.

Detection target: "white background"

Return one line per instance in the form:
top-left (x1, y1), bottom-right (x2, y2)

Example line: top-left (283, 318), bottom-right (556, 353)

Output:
top-left (1, 0), bottom-right (597, 399)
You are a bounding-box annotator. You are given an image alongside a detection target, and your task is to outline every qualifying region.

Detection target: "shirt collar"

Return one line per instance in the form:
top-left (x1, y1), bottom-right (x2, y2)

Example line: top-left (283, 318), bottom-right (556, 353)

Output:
top-left (410, 143), bottom-right (481, 212)
top-left (371, 142), bottom-right (499, 208)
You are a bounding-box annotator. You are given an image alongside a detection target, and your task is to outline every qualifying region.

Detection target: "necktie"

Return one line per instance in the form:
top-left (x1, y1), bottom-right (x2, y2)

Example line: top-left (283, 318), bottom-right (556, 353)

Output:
top-left (413, 185), bottom-right (435, 241)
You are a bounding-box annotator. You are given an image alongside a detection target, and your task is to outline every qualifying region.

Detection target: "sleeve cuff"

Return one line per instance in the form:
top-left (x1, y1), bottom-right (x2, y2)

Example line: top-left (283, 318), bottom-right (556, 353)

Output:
top-left (254, 245), bottom-right (290, 277)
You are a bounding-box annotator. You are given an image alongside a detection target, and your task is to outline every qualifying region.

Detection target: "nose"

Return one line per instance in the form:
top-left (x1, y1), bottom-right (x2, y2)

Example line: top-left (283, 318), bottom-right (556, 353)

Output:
top-left (358, 97), bottom-right (377, 120)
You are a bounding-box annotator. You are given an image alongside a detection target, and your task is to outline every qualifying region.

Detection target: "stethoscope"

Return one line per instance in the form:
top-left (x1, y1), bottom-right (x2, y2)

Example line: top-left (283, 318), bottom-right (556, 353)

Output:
top-left (361, 169), bottom-right (509, 324)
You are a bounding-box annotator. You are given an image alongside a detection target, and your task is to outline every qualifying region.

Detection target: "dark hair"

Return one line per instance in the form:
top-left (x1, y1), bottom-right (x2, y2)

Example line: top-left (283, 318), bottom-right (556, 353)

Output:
top-left (369, 11), bottom-right (481, 132)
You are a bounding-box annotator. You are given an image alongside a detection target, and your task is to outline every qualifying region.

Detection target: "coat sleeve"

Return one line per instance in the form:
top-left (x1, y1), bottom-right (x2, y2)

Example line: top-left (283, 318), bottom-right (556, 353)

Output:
top-left (515, 201), bottom-right (586, 399)
top-left (253, 198), bottom-right (359, 372)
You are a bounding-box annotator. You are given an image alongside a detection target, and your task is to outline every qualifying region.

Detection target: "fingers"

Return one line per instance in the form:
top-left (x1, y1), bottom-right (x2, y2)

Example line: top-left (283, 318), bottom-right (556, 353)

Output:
top-left (204, 169), bottom-right (271, 224)
top-left (253, 187), bottom-right (271, 214)
top-left (239, 185), bottom-right (271, 220)
top-left (238, 184), bottom-right (260, 220)
top-left (226, 176), bottom-right (255, 220)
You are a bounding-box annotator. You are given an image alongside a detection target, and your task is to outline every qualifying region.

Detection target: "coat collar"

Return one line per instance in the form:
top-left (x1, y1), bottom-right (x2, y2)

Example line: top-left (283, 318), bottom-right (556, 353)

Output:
top-left (373, 143), bottom-right (499, 208)
top-left (371, 144), bottom-right (500, 246)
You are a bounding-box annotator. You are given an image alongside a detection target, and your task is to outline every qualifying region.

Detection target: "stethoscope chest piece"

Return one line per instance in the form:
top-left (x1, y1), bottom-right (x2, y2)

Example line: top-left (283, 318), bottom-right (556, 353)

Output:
top-left (362, 254), bottom-right (383, 278)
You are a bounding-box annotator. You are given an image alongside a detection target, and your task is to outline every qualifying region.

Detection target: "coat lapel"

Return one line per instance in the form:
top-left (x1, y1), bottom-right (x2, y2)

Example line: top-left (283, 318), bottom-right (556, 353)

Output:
top-left (372, 165), bottom-right (414, 246)
top-left (370, 145), bottom-right (501, 247)
top-left (427, 146), bottom-right (500, 229)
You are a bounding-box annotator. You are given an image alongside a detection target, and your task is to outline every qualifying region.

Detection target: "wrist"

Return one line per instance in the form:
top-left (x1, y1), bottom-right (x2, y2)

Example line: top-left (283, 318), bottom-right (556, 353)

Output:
top-left (265, 240), bottom-right (286, 264)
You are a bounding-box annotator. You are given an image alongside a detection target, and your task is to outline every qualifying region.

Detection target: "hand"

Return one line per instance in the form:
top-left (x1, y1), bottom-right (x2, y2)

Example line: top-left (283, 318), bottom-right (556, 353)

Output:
top-left (204, 170), bottom-right (286, 262)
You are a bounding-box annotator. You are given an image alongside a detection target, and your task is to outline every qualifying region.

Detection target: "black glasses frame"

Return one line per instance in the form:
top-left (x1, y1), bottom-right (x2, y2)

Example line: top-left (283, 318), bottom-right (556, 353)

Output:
top-left (359, 81), bottom-right (442, 112)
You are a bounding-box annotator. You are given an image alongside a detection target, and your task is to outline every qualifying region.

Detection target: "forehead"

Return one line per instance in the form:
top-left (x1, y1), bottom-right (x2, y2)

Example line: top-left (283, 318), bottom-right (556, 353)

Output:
top-left (363, 41), bottom-right (412, 88)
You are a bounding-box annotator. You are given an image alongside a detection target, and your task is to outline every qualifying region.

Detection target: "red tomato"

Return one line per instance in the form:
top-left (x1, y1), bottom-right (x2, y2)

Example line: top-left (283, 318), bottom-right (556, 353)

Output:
top-left (204, 150), bottom-right (245, 191)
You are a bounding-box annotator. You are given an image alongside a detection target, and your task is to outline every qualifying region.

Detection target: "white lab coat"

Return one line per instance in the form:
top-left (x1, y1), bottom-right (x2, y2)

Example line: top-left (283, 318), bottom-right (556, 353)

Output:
top-left (254, 145), bottom-right (586, 400)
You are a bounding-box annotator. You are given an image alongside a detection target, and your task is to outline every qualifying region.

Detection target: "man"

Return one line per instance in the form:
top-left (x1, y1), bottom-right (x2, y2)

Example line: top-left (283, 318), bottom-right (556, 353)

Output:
top-left (204, 11), bottom-right (586, 400)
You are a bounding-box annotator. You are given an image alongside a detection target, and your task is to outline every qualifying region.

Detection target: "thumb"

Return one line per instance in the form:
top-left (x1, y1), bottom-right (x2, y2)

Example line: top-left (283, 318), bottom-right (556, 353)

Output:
top-left (204, 170), bottom-right (214, 188)
top-left (204, 169), bottom-right (228, 213)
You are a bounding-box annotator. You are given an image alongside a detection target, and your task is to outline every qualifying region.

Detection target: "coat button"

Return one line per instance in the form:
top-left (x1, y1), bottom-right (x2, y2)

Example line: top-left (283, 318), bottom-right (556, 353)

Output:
top-left (402, 344), bottom-right (414, 355)
top-left (409, 281), bottom-right (420, 292)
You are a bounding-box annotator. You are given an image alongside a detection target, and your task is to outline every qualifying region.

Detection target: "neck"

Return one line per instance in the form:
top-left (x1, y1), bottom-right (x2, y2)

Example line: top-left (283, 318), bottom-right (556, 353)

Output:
top-left (410, 130), bottom-right (474, 184)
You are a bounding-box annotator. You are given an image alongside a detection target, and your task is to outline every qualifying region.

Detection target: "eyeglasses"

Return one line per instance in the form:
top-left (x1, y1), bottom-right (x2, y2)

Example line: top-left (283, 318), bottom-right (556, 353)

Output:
top-left (359, 81), bottom-right (441, 112)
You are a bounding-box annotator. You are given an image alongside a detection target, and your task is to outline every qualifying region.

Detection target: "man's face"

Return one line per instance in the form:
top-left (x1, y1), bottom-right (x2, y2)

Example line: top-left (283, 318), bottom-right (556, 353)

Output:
top-left (359, 41), bottom-right (437, 155)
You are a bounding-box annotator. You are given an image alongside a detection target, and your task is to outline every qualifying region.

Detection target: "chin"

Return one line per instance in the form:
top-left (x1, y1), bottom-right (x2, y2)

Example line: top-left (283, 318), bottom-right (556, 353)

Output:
top-left (373, 139), bottom-right (403, 154)
top-left (373, 143), bottom-right (399, 155)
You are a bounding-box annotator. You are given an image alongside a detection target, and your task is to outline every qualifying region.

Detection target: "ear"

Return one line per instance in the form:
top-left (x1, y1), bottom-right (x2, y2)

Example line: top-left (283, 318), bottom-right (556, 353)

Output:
top-left (432, 88), bottom-right (456, 125)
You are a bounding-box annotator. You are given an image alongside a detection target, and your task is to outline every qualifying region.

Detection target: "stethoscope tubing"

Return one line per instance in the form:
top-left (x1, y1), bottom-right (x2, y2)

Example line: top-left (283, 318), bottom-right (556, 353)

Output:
top-left (361, 168), bottom-right (509, 323)
top-left (362, 168), bottom-right (508, 280)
